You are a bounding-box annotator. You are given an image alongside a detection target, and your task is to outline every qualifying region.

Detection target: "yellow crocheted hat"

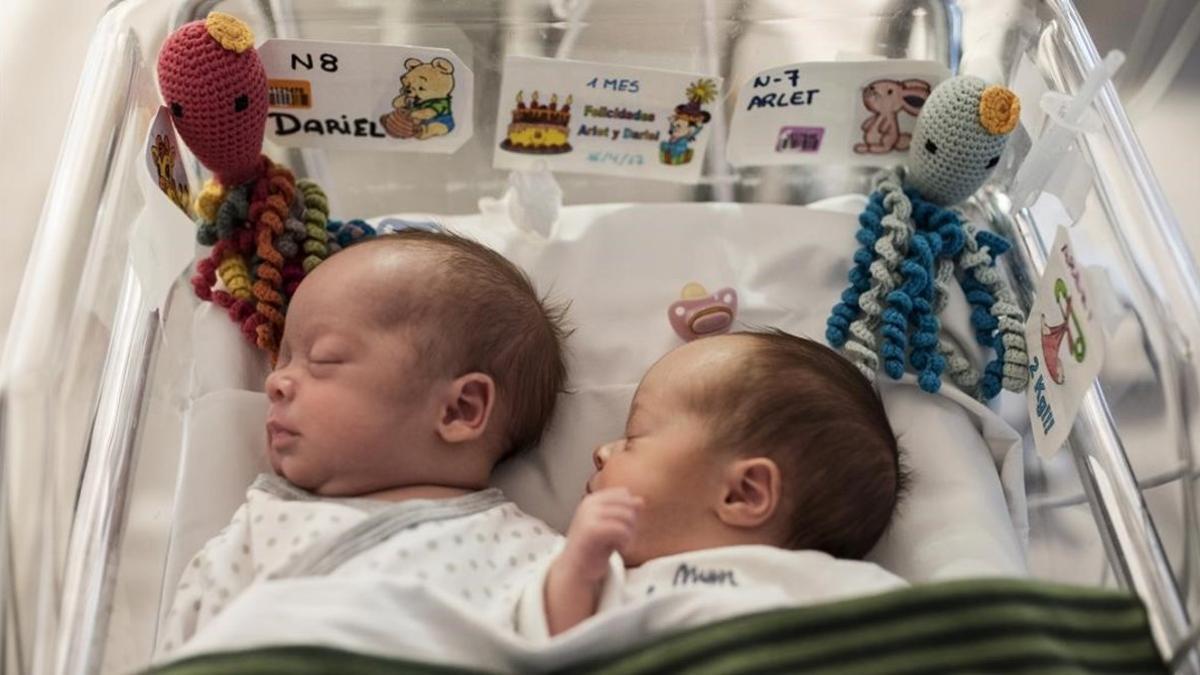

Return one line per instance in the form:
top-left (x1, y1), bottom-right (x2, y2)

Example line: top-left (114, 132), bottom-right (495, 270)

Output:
top-left (205, 12), bottom-right (255, 54)
top-left (979, 85), bottom-right (1020, 135)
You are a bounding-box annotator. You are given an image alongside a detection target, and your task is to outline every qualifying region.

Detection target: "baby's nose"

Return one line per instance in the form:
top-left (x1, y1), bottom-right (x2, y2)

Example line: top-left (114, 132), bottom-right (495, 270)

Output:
top-left (265, 370), bottom-right (294, 402)
top-left (592, 442), bottom-right (615, 470)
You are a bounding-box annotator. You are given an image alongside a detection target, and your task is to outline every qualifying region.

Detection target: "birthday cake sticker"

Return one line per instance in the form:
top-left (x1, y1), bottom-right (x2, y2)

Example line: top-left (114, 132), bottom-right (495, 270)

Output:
top-left (493, 56), bottom-right (721, 183)
top-left (726, 60), bottom-right (950, 168)
top-left (258, 38), bottom-right (473, 153)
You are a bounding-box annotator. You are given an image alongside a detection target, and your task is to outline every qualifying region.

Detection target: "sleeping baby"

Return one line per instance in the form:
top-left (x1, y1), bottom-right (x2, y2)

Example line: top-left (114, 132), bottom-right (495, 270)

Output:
top-left (158, 230), bottom-right (569, 655)
top-left (519, 330), bottom-right (907, 638)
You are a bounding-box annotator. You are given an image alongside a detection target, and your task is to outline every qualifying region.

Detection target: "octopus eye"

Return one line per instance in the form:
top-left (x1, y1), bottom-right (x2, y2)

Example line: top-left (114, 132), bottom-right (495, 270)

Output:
top-left (170, 102), bottom-right (183, 118)
top-left (986, 155), bottom-right (1000, 169)
top-left (924, 139), bottom-right (937, 154)
top-left (234, 94), bottom-right (249, 112)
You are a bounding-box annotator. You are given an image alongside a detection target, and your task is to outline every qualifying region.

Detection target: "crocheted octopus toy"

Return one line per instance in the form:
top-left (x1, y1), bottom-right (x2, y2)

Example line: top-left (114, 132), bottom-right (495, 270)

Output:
top-left (826, 76), bottom-right (1030, 400)
top-left (158, 12), bottom-right (372, 359)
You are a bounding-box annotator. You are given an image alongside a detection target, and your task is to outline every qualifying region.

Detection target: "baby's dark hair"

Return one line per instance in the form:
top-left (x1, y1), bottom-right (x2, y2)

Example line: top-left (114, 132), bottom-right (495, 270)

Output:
top-left (353, 231), bottom-right (569, 458)
top-left (690, 330), bottom-right (902, 559)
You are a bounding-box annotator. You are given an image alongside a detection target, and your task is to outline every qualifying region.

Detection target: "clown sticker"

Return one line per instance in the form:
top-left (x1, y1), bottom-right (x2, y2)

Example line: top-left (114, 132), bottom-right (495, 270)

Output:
top-left (660, 79), bottom-right (717, 165)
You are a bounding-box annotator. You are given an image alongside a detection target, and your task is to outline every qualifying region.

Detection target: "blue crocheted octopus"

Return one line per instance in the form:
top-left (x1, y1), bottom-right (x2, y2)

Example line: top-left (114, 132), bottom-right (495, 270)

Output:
top-left (826, 75), bottom-right (1029, 400)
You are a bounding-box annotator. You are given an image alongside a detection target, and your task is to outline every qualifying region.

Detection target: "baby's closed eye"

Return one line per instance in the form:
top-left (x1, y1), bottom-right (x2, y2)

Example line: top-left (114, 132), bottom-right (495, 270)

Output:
top-left (308, 351), bottom-right (346, 367)
top-left (307, 346), bottom-right (350, 373)
top-left (308, 335), bottom-right (354, 362)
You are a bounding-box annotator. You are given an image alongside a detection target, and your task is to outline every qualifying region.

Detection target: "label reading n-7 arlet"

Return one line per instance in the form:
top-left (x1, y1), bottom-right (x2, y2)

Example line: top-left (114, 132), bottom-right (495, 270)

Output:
top-left (258, 38), bottom-right (473, 153)
top-left (726, 60), bottom-right (950, 167)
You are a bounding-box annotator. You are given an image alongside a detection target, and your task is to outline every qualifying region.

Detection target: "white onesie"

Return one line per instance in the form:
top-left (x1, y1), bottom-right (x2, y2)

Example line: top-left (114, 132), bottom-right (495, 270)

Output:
top-left (517, 545), bottom-right (907, 640)
top-left (158, 473), bottom-right (560, 656)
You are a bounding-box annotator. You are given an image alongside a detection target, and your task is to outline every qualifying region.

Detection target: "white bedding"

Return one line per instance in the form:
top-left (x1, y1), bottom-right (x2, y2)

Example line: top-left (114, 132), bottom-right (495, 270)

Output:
top-left (160, 199), bottom-right (1028, 629)
top-left (171, 563), bottom-right (892, 671)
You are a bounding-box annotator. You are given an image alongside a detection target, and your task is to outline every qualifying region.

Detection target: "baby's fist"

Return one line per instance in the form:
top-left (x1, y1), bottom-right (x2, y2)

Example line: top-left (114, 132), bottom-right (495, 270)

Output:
top-left (561, 488), bottom-right (643, 583)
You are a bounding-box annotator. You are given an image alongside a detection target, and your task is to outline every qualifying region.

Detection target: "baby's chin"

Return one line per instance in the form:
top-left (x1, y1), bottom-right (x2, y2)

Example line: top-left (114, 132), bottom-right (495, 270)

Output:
top-left (277, 461), bottom-right (371, 498)
top-left (272, 455), bottom-right (327, 494)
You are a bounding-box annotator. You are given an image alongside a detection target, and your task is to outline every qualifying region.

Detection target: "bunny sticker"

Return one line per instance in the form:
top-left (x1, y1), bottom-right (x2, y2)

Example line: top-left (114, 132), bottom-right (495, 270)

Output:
top-left (853, 78), bottom-right (931, 154)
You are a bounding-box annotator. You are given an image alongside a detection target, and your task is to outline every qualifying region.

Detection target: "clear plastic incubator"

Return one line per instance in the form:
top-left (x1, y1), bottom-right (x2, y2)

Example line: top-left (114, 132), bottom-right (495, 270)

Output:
top-left (2, 0), bottom-right (1199, 673)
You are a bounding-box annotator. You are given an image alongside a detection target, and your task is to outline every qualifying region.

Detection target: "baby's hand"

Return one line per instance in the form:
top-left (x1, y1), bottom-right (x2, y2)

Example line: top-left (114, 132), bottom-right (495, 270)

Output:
top-left (543, 488), bottom-right (642, 635)
top-left (560, 488), bottom-right (643, 584)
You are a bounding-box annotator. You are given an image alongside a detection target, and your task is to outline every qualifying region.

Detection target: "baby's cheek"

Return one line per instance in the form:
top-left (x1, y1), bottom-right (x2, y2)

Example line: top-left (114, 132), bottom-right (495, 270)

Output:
top-left (278, 454), bottom-right (320, 491)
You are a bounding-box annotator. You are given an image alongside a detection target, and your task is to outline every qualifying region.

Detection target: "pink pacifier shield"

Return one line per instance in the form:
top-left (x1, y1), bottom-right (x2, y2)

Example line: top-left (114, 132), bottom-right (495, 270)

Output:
top-left (669, 283), bottom-right (738, 341)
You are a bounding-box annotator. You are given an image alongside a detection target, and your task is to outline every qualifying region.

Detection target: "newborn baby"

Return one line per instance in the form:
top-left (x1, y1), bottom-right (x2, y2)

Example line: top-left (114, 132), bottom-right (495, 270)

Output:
top-left (519, 330), bottom-right (906, 638)
top-left (158, 230), bottom-right (568, 655)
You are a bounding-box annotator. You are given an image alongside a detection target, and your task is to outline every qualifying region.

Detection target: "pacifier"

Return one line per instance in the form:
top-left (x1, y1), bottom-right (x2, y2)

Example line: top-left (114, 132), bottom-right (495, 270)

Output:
top-left (668, 283), bottom-right (737, 341)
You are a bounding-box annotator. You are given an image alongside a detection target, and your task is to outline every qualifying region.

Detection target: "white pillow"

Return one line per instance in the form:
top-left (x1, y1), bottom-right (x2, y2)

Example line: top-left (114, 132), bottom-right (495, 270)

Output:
top-left (870, 378), bottom-right (1026, 580)
top-left (162, 200), bottom-right (1027, 612)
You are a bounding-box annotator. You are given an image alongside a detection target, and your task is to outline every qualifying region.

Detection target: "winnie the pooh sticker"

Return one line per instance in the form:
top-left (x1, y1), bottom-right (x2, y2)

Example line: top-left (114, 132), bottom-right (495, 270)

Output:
top-left (380, 57), bottom-right (457, 140)
top-left (258, 39), bottom-right (473, 153)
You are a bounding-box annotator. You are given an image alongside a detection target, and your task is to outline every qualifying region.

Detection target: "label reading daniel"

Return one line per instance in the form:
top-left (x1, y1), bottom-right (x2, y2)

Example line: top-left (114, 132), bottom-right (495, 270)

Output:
top-left (726, 60), bottom-right (950, 167)
top-left (493, 56), bottom-right (721, 183)
top-left (258, 39), bottom-right (473, 153)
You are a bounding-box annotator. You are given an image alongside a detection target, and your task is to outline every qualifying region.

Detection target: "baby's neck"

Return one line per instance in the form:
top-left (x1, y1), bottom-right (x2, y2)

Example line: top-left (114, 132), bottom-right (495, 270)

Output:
top-left (358, 484), bottom-right (479, 502)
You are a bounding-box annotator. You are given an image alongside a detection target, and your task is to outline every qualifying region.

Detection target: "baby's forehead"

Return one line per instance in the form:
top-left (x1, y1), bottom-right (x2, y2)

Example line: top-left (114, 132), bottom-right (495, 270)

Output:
top-left (293, 243), bottom-right (445, 320)
top-left (639, 336), bottom-right (755, 402)
top-left (662, 335), bottom-right (755, 375)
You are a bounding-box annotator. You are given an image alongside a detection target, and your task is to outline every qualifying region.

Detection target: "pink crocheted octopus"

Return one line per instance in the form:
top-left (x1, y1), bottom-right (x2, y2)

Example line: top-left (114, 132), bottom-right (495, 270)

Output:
top-left (158, 12), bottom-right (331, 358)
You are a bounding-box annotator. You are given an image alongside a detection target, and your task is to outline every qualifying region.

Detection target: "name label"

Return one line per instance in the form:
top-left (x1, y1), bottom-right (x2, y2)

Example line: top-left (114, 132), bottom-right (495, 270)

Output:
top-left (726, 59), bottom-right (950, 168)
top-left (1024, 223), bottom-right (1107, 458)
top-left (258, 38), bottom-right (473, 153)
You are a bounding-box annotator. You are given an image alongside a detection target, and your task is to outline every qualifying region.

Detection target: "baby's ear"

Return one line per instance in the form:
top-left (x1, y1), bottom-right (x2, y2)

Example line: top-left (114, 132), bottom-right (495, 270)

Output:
top-left (716, 457), bottom-right (781, 529)
top-left (435, 372), bottom-right (496, 444)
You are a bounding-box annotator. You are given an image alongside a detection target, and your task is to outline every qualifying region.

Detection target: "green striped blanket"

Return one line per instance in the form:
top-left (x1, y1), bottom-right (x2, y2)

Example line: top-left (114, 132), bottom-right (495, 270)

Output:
top-left (151, 578), bottom-right (1166, 674)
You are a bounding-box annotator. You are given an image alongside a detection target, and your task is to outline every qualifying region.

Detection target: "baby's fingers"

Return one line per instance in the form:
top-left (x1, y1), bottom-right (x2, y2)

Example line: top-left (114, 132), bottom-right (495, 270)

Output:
top-left (595, 502), bottom-right (640, 528)
top-left (589, 520), bottom-right (637, 549)
top-left (590, 487), bottom-right (645, 510)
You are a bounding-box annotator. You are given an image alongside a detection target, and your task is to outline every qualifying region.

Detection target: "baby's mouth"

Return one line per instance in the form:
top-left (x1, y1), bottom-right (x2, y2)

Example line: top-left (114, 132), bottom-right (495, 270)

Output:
top-left (266, 420), bottom-right (299, 449)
